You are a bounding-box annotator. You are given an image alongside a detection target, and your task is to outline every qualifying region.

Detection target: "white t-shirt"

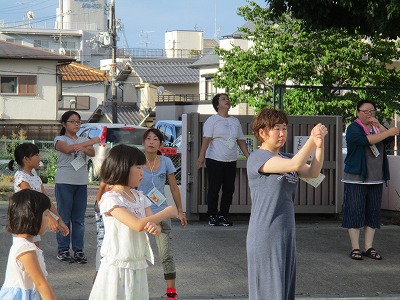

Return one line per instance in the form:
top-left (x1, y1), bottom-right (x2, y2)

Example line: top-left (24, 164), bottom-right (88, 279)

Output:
top-left (14, 169), bottom-right (42, 192)
top-left (0, 237), bottom-right (47, 299)
top-left (203, 114), bottom-right (245, 162)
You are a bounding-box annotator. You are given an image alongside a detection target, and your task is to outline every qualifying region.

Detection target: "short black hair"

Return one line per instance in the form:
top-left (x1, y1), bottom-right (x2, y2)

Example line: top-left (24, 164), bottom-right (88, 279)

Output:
top-left (212, 93), bottom-right (229, 112)
top-left (7, 189), bottom-right (51, 236)
top-left (100, 144), bottom-right (146, 186)
top-left (357, 100), bottom-right (376, 111)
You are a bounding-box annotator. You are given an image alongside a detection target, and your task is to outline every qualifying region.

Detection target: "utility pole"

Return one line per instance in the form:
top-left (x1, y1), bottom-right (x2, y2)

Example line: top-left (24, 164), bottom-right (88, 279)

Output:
top-left (110, 0), bottom-right (118, 123)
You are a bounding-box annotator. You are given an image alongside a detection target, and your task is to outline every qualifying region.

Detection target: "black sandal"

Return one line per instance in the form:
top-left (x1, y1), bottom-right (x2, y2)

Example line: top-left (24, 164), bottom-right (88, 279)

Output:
top-left (350, 249), bottom-right (362, 260)
top-left (362, 248), bottom-right (382, 260)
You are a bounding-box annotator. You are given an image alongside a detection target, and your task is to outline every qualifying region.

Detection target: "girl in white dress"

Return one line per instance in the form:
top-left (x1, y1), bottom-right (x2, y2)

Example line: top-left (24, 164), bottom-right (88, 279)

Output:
top-left (8, 143), bottom-right (69, 247)
top-left (89, 144), bottom-right (177, 300)
top-left (0, 189), bottom-right (56, 300)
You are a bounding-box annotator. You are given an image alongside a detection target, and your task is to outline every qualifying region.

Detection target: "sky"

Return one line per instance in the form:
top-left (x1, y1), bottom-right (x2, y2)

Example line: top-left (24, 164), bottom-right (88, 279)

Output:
top-left (0, 0), bottom-right (266, 49)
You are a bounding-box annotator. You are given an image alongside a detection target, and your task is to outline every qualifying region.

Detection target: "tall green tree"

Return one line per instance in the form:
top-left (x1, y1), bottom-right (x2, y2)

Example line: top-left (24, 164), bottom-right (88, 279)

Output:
top-left (214, 1), bottom-right (400, 124)
top-left (267, 0), bottom-right (400, 38)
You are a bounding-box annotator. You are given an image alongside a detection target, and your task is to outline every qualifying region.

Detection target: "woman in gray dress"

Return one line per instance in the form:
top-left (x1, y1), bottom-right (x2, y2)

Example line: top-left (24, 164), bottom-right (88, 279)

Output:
top-left (246, 109), bottom-right (327, 300)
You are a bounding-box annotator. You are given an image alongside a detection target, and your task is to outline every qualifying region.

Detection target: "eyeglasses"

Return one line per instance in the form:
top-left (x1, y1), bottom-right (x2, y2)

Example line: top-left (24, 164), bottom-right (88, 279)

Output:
top-left (66, 120), bottom-right (82, 125)
top-left (359, 109), bottom-right (376, 115)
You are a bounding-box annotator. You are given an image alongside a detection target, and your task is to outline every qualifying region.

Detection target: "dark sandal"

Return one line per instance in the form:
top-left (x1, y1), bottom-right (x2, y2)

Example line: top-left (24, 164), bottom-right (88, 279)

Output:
top-left (350, 249), bottom-right (362, 260)
top-left (362, 248), bottom-right (382, 260)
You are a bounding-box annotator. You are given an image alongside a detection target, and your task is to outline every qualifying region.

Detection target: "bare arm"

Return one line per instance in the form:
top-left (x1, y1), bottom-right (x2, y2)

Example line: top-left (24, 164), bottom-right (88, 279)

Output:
top-left (168, 173), bottom-right (187, 228)
top-left (261, 124), bottom-right (327, 175)
top-left (109, 205), bottom-right (177, 232)
top-left (197, 136), bottom-right (212, 169)
top-left (55, 137), bottom-right (99, 155)
top-left (19, 251), bottom-right (56, 300)
top-left (367, 118), bottom-right (399, 144)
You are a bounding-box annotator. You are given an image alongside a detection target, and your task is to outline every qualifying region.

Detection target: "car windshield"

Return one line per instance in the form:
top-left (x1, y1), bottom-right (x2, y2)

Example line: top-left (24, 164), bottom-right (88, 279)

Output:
top-left (106, 128), bottom-right (147, 145)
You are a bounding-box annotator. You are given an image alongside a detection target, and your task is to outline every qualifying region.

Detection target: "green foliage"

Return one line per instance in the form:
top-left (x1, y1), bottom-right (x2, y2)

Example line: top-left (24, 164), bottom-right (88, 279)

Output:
top-left (0, 129), bottom-right (28, 159)
top-left (44, 150), bottom-right (57, 184)
top-left (214, 2), bottom-right (400, 124)
top-left (266, 0), bottom-right (400, 39)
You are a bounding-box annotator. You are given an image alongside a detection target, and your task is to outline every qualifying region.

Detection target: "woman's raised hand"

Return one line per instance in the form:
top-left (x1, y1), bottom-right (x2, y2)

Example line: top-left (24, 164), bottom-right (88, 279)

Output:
top-left (311, 123), bottom-right (328, 148)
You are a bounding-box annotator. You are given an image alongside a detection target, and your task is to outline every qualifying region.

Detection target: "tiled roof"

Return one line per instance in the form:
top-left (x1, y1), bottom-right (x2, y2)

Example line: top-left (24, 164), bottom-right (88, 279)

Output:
top-left (59, 62), bottom-right (109, 82)
top-left (0, 40), bottom-right (74, 62)
top-left (130, 58), bottom-right (199, 84)
top-left (88, 102), bottom-right (151, 126)
top-left (190, 54), bottom-right (219, 68)
top-left (221, 21), bottom-right (255, 39)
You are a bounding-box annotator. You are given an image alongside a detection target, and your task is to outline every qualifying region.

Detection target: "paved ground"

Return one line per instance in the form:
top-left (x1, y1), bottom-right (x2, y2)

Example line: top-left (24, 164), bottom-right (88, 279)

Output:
top-left (0, 184), bottom-right (400, 299)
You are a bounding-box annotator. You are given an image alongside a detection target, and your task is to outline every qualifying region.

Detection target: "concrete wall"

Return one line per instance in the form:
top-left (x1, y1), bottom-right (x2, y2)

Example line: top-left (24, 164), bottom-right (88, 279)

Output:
top-left (0, 60), bottom-right (58, 120)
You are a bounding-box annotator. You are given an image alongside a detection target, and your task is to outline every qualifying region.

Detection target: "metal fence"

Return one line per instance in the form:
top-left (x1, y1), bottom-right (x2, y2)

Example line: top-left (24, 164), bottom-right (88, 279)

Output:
top-left (0, 140), bottom-right (54, 177)
top-left (0, 139), bottom-right (182, 184)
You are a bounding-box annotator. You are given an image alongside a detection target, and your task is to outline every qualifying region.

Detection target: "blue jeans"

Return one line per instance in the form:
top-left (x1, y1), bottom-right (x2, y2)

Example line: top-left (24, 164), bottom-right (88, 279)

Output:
top-left (55, 184), bottom-right (88, 252)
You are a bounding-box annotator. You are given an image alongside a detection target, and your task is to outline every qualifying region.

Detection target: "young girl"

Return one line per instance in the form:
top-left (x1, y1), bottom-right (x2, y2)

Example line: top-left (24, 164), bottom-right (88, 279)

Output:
top-left (89, 144), bottom-right (177, 300)
top-left (8, 143), bottom-right (69, 247)
top-left (0, 189), bottom-right (56, 300)
top-left (138, 128), bottom-right (187, 300)
top-left (54, 110), bottom-right (99, 263)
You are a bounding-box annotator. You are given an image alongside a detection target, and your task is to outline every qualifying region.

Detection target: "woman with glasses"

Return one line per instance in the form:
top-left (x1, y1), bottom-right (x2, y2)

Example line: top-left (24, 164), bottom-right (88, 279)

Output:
top-left (53, 111), bottom-right (100, 264)
top-left (343, 100), bottom-right (399, 260)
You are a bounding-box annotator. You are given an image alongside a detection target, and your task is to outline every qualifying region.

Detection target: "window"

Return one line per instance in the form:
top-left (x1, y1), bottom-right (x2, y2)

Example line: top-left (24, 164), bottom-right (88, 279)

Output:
top-left (0, 75), bottom-right (37, 95)
top-left (0, 77), bottom-right (17, 94)
top-left (6, 38), bottom-right (22, 44)
top-left (59, 95), bottom-right (90, 110)
top-left (33, 40), bottom-right (50, 49)
top-left (61, 41), bottom-right (76, 49)
top-left (18, 76), bottom-right (37, 95)
top-left (204, 76), bottom-right (217, 100)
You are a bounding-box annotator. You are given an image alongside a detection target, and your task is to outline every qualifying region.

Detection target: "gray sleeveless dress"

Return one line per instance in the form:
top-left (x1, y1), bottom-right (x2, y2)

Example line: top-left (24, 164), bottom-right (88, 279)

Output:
top-left (246, 149), bottom-right (297, 300)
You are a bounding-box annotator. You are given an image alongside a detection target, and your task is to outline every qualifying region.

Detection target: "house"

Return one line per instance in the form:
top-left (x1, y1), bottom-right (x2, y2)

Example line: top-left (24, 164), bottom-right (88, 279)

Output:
top-left (0, 40), bottom-right (74, 139)
top-left (57, 62), bottom-right (109, 121)
top-left (90, 57), bottom-right (200, 125)
top-left (0, 0), bottom-right (110, 67)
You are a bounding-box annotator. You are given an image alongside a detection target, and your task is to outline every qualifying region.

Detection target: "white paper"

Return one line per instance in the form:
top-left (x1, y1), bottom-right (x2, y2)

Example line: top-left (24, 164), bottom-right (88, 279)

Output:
top-left (300, 173), bottom-right (325, 188)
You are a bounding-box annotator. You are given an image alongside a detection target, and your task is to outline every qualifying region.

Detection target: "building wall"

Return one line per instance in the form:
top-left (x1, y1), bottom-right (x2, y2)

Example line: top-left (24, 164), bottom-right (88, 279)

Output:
top-left (58, 0), bottom-right (107, 32)
top-left (165, 30), bottom-right (203, 58)
top-left (58, 81), bottom-right (107, 121)
top-left (0, 60), bottom-right (59, 120)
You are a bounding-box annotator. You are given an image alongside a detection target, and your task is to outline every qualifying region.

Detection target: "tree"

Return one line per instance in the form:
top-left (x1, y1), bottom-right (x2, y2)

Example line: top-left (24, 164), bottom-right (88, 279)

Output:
top-left (266, 0), bottom-right (400, 39)
top-left (214, 1), bottom-right (400, 124)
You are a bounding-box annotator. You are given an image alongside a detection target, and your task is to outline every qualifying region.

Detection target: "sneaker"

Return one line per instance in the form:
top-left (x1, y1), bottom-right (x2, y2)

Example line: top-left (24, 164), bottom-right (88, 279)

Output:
top-left (208, 215), bottom-right (220, 226)
top-left (166, 288), bottom-right (178, 300)
top-left (219, 215), bottom-right (233, 226)
top-left (74, 250), bottom-right (87, 264)
top-left (57, 250), bottom-right (74, 263)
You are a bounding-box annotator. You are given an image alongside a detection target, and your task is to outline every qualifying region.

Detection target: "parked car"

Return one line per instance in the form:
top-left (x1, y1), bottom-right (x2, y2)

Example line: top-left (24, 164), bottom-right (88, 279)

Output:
top-left (77, 123), bottom-right (148, 182)
top-left (154, 120), bottom-right (182, 147)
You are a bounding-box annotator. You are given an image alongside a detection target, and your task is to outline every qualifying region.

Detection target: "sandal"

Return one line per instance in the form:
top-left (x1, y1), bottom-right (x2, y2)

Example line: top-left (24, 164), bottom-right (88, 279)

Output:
top-left (350, 249), bottom-right (362, 260)
top-left (362, 248), bottom-right (382, 260)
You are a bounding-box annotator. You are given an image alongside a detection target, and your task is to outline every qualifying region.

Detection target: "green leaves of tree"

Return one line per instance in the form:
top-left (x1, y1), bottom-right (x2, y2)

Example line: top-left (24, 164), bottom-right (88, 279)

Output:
top-left (214, 1), bottom-right (400, 124)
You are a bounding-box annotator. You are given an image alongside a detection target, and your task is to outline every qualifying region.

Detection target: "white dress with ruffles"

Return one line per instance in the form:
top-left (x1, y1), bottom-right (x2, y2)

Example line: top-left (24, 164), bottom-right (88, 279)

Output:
top-left (89, 190), bottom-right (153, 300)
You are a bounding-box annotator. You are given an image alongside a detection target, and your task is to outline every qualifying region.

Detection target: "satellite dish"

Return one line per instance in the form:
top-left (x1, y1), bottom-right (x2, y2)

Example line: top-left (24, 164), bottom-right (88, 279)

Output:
top-left (157, 86), bottom-right (165, 95)
top-left (59, 47), bottom-right (66, 55)
top-left (26, 11), bottom-right (35, 19)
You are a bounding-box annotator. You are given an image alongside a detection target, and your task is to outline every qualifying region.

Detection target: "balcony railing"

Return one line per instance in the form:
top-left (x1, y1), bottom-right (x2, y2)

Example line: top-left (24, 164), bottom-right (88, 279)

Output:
top-left (157, 94), bottom-right (214, 102)
top-left (117, 48), bottom-right (202, 59)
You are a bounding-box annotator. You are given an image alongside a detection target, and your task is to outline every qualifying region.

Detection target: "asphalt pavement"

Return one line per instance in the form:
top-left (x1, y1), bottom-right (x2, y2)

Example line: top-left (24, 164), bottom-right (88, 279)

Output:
top-left (0, 184), bottom-right (400, 300)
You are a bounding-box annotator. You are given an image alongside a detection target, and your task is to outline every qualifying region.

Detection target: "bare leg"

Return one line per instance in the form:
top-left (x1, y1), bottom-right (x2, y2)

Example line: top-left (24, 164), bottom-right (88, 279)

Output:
top-left (166, 279), bottom-right (175, 289)
top-left (364, 226), bottom-right (376, 250)
top-left (348, 228), bottom-right (361, 250)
